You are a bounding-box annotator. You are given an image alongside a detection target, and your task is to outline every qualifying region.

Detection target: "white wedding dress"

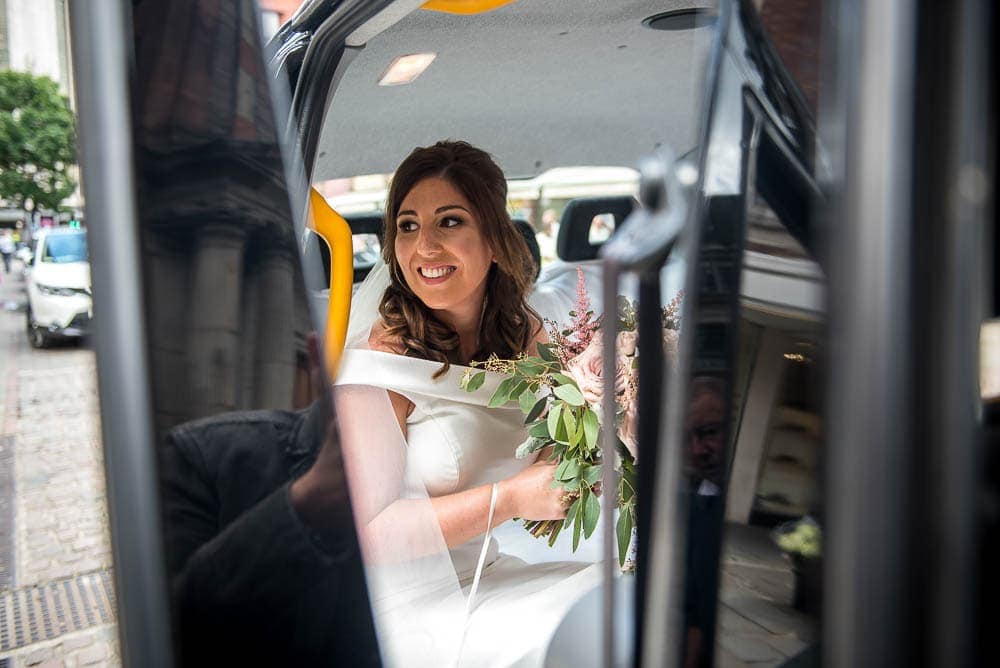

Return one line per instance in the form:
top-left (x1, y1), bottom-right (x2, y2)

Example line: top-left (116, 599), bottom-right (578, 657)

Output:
top-left (336, 347), bottom-right (603, 667)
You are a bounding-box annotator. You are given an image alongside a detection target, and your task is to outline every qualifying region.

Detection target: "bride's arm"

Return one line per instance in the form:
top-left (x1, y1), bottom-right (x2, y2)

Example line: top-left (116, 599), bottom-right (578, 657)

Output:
top-left (361, 390), bottom-right (565, 550)
top-left (343, 322), bottom-right (564, 559)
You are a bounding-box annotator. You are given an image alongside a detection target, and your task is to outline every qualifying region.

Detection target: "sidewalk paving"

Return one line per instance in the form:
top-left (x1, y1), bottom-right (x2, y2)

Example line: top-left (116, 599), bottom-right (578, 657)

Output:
top-left (0, 266), bottom-right (119, 668)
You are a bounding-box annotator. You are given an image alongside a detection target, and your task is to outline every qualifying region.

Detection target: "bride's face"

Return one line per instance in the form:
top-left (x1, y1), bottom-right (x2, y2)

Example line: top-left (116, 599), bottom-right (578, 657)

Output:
top-left (394, 176), bottom-right (495, 315)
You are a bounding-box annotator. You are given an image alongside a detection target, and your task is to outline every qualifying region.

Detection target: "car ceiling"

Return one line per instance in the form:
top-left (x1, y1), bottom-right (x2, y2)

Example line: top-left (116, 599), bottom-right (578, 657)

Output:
top-left (312, 0), bottom-right (715, 181)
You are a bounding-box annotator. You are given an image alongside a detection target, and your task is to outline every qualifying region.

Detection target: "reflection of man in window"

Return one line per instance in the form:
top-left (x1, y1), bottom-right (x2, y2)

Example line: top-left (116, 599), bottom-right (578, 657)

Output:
top-left (682, 376), bottom-right (727, 668)
top-left (686, 376), bottom-right (725, 493)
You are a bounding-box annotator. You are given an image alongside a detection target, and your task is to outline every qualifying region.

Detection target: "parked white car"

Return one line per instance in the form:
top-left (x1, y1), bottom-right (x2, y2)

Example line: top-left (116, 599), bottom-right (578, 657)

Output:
top-left (25, 228), bottom-right (91, 348)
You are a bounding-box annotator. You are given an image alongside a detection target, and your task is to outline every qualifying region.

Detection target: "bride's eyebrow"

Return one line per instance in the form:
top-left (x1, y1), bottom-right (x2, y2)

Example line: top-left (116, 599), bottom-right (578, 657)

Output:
top-left (435, 205), bottom-right (470, 215)
top-left (396, 204), bottom-right (470, 220)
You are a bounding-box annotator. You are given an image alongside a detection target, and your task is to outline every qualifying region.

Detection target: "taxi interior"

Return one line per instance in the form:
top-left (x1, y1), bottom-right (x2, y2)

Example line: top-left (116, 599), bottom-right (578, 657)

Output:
top-left (292, 0), bottom-right (824, 664)
top-left (67, 0), bottom-right (997, 666)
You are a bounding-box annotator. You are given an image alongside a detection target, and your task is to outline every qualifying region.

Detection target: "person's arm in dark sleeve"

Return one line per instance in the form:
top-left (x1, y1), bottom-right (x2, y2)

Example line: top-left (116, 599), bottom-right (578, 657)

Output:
top-left (159, 427), bottom-right (355, 609)
top-left (158, 423), bottom-right (381, 665)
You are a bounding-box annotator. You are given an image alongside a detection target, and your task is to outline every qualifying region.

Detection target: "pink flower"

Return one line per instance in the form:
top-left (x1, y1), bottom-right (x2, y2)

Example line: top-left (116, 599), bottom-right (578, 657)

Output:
top-left (566, 333), bottom-right (629, 409)
top-left (566, 334), bottom-right (606, 407)
top-left (547, 268), bottom-right (603, 364)
top-left (617, 330), bottom-right (638, 356)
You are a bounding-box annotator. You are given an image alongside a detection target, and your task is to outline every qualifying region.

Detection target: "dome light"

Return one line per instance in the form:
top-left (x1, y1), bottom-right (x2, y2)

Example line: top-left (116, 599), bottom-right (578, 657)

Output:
top-left (378, 53), bottom-right (437, 86)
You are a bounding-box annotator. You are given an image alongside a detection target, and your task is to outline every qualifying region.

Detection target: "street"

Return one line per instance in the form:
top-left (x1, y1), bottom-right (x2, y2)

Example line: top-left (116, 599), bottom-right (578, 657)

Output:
top-left (0, 264), bottom-right (119, 668)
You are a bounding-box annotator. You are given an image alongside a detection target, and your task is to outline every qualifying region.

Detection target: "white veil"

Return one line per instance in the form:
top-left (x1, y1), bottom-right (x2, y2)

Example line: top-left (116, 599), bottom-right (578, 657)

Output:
top-left (344, 257), bottom-right (390, 351)
top-left (333, 257), bottom-right (469, 666)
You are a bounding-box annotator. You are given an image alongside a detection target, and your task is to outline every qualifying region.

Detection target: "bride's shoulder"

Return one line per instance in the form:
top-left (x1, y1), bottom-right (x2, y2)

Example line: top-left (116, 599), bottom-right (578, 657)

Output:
top-left (368, 319), bottom-right (406, 355)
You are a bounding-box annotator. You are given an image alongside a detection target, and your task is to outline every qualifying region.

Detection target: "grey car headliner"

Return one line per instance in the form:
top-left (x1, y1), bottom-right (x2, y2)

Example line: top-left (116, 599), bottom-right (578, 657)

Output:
top-left (313, 0), bottom-right (714, 181)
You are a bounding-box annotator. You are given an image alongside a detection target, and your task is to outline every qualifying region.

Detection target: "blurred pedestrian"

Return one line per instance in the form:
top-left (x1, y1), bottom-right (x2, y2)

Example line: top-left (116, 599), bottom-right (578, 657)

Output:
top-left (0, 230), bottom-right (15, 274)
top-left (536, 209), bottom-right (560, 265)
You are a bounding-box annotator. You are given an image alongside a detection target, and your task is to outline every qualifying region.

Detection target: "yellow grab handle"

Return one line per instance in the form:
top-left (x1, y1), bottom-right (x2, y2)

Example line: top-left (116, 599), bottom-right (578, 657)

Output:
top-left (421, 0), bottom-right (518, 14)
top-left (307, 187), bottom-right (353, 379)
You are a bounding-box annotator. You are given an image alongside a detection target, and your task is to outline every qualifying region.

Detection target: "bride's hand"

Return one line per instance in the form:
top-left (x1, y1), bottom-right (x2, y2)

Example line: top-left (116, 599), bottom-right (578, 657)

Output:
top-left (501, 457), bottom-right (568, 522)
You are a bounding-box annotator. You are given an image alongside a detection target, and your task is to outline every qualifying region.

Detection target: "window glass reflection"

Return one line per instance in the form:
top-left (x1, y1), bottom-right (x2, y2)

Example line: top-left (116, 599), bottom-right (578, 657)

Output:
top-left (129, 1), bottom-right (377, 663)
top-left (698, 185), bottom-right (823, 665)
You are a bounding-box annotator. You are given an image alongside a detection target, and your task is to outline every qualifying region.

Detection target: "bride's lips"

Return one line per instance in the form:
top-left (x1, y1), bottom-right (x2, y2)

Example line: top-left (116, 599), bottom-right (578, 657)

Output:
top-left (416, 264), bottom-right (457, 285)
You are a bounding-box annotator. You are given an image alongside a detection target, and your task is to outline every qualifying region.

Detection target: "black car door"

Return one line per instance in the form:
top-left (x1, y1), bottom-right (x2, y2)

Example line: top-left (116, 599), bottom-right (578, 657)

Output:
top-left (70, 0), bottom-right (381, 664)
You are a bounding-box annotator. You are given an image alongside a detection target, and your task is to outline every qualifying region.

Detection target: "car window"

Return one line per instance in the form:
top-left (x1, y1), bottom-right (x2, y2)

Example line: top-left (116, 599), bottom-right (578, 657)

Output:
top-left (118, 2), bottom-right (379, 664)
top-left (655, 4), bottom-right (825, 664)
top-left (41, 233), bottom-right (87, 263)
top-left (315, 167), bottom-right (640, 274)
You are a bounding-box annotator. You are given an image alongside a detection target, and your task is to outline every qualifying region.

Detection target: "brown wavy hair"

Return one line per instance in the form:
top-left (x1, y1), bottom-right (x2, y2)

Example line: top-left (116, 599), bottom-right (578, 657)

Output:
top-left (378, 140), bottom-right (540, 377)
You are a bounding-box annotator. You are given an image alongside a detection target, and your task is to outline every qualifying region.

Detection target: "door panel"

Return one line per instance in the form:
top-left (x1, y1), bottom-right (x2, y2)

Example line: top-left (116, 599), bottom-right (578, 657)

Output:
top-left (128, 0), bottom-right (379, 663)
top-left (660, 2), bottom-right (826, 666)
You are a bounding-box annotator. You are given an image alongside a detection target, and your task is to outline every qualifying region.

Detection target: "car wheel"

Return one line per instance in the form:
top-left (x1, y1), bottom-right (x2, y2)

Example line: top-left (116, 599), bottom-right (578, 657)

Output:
top-left (26, 309), bottom-right (49, 349)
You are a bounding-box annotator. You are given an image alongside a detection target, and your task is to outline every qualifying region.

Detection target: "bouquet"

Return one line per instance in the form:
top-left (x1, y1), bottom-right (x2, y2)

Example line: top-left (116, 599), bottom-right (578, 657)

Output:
top-left (461, 269), bottom-right (681, 569)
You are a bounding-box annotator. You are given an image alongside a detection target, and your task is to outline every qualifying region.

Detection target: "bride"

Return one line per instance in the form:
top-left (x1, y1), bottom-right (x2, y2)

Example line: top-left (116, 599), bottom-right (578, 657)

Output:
top-left (333, 140), bottom-right (603, 667)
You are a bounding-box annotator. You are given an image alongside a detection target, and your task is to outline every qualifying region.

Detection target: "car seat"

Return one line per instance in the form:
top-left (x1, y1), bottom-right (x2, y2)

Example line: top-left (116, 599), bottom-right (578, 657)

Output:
top-left (555, 196), bottom-right (637, 262)
top-left (529, 196), bottom-right (639, 323)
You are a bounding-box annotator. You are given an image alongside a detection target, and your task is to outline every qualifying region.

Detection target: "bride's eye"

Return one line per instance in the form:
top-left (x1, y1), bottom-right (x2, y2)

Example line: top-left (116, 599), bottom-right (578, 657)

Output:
top-left (397, 220), bottom-right (418, 232)
top-left (440, 216), bottom-right (462, 228)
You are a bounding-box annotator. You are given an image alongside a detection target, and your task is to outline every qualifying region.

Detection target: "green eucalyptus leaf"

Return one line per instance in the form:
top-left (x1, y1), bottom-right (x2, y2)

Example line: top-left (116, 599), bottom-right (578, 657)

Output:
top-left (515, 359), bottom-right (546, 376)
top-left (466, 371), bottom-right (487, 392)
top-left (557, 459), bottom-right (581, 482)
top-left (537, 343), bottom-right (558, 363)
top-left (564, 496), bottom-right (581, 528)
top-left (550, 372), bottom-right (577, 387)
top-left (515, 436), bottom-right (548, 459)
top-left (488, 377), bottom-right (515, 408)
top-left (553, 384), bottom-right (585, 407)
top-left (572, 500), bottom-right (584, 551)
top-left (617, 510), bottom-right (633, 567)
top-left (582, 409), bottom-right (600, 450)
top-left (619, 478), bottom-right (635, 504)
top-left (525, 397), bottom-right (548, 424)
top-left (562, 407), bottom-right (578, 438)
top-left (528, 420), bottom-right (550, 438)
top-left (552, 406), bottom-right (570, 443)
top-left (519, 388), bottom-right (537, 414)
top-left (622, 467), bottom-right (638, 500)
top-left (547, 403), bottom-right (563, 441)
top-left (510, 380), bottom-right (528, 403)
top-left (583, 489), bottom-right (600, 539)
top-left (582, 465), bottom-right (602, 487)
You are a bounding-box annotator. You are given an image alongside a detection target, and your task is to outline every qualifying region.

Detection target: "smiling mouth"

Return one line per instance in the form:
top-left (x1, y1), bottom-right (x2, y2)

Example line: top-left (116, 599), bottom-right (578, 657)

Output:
top-left (418, 265), bottom-right (456, 279)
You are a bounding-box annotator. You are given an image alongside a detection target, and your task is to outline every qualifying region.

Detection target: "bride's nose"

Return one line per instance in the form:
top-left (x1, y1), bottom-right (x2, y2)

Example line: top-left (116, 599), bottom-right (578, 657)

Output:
top-left (416, 227), bottom-right (443, 256)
